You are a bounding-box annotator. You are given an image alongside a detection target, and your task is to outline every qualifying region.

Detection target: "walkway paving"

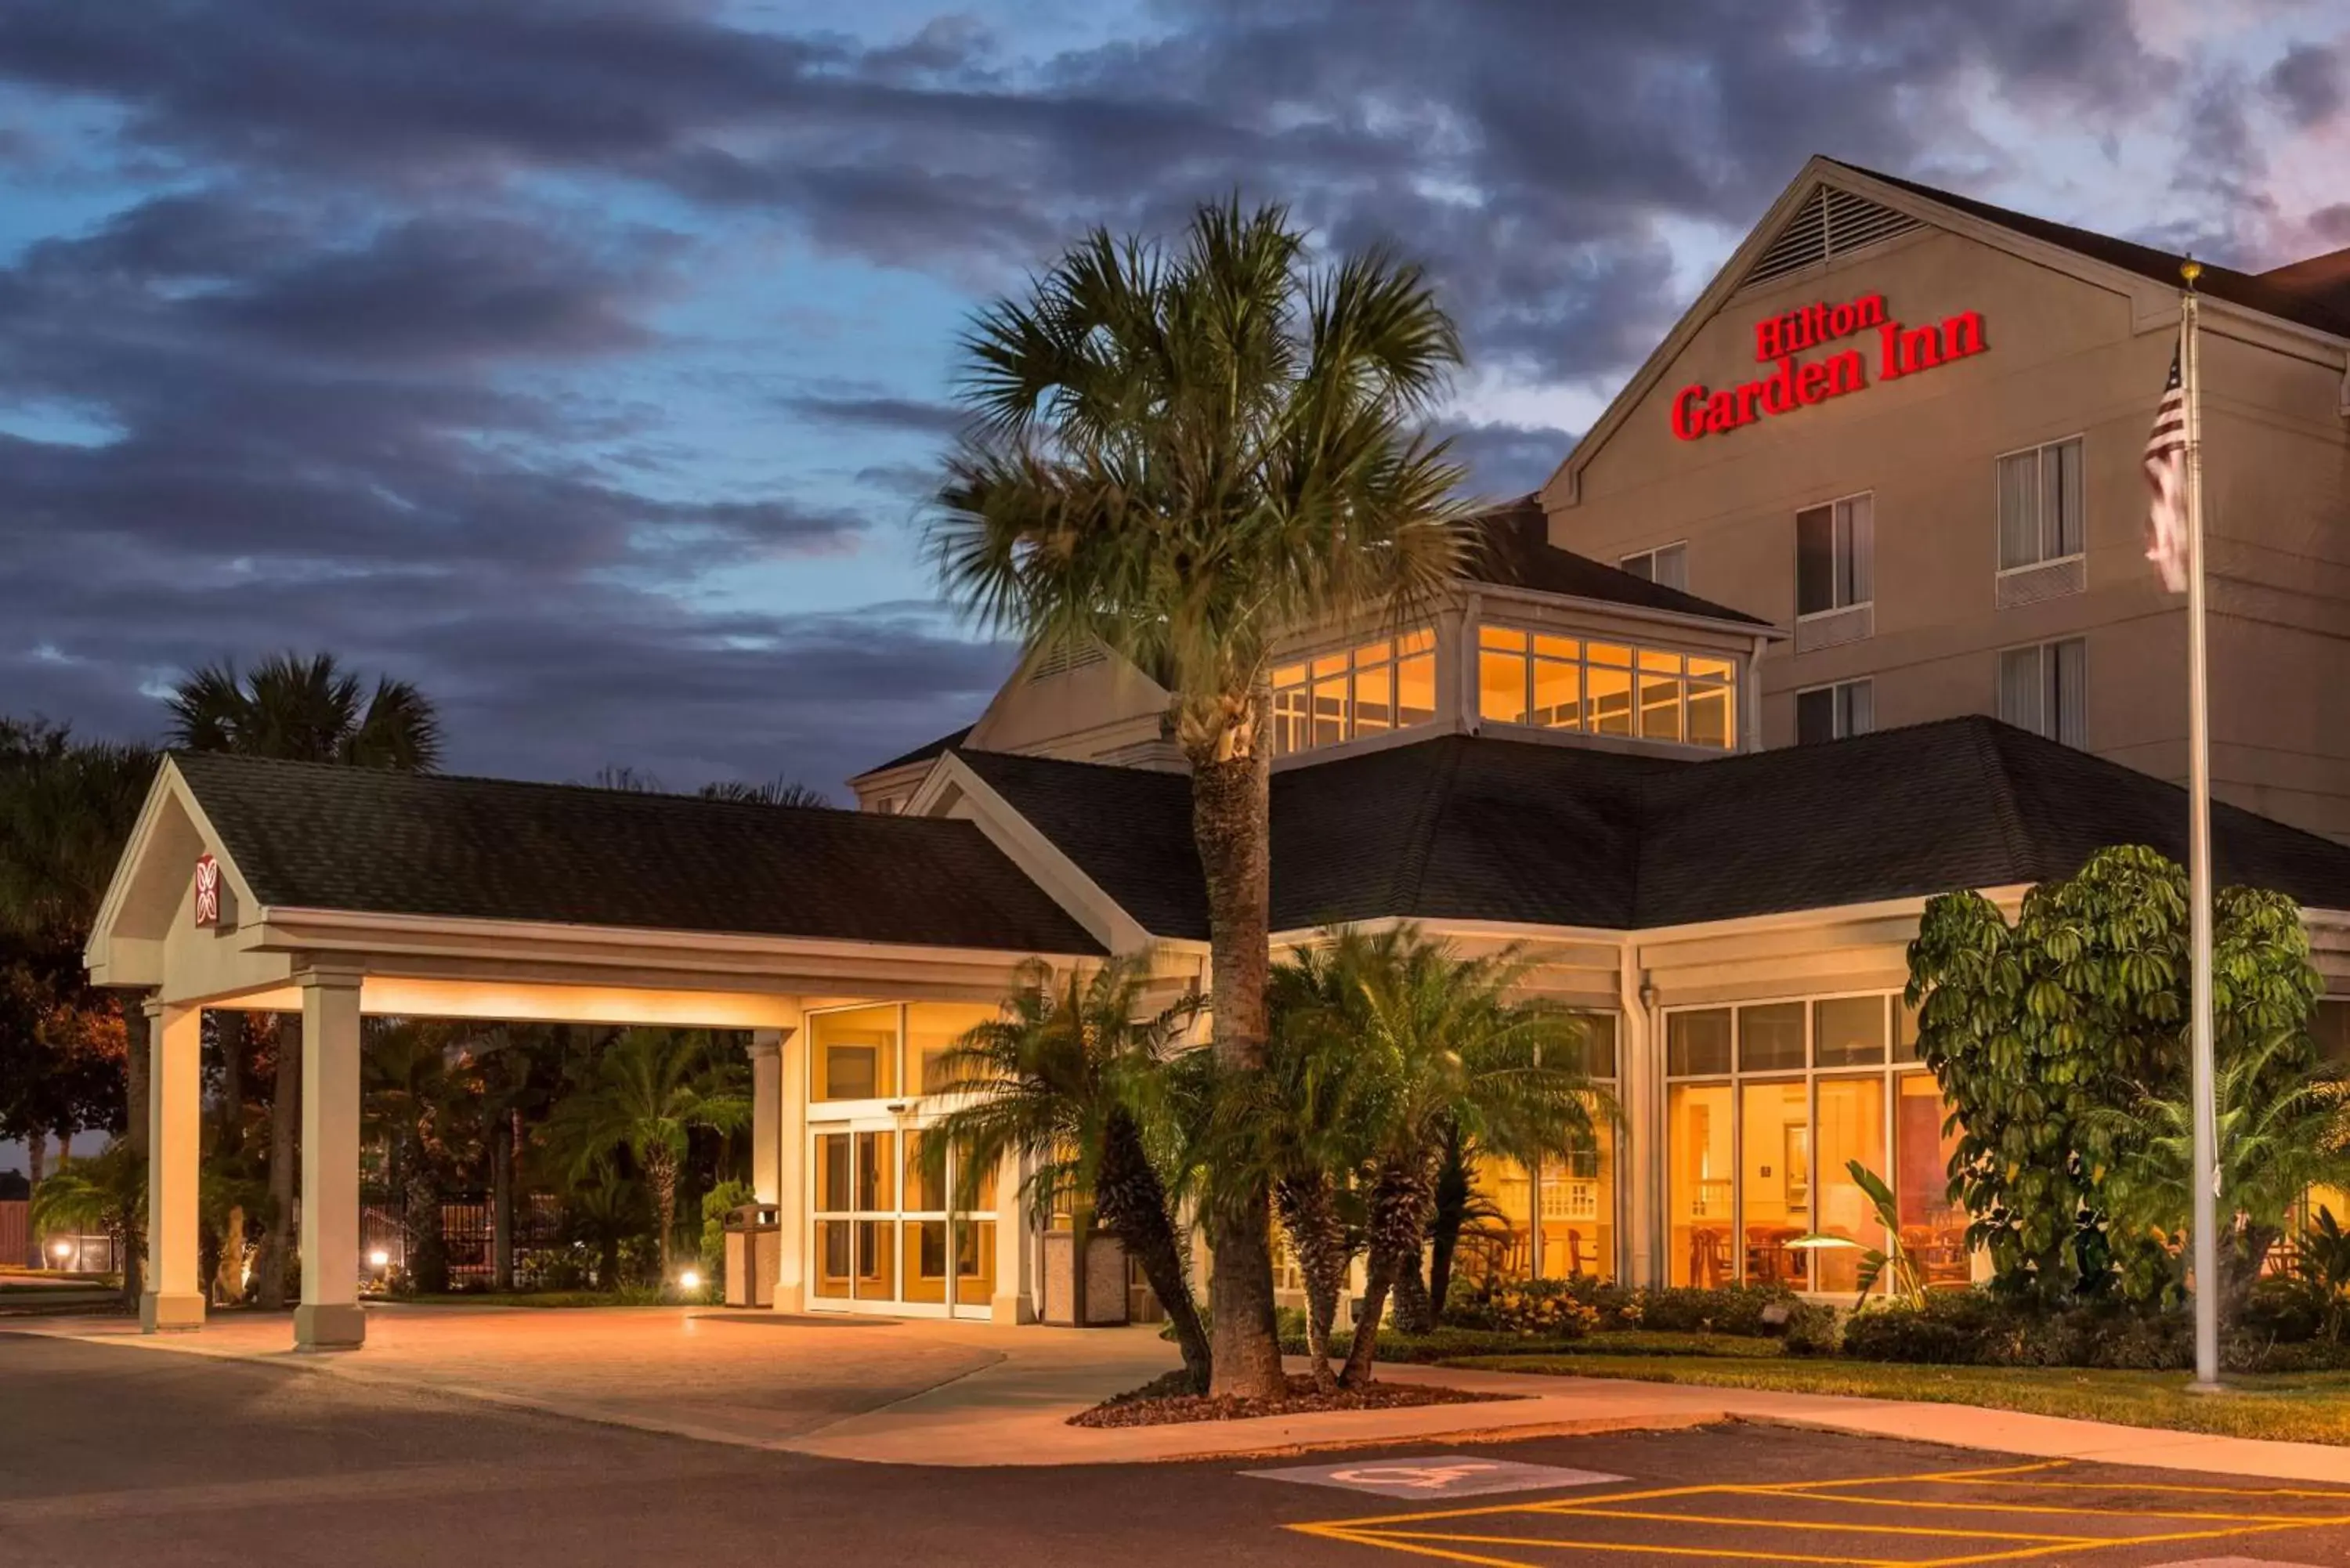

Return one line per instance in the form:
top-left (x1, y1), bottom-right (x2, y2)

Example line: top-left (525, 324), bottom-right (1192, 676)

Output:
top-left (25, 1306), bottom-right (2350, 1483)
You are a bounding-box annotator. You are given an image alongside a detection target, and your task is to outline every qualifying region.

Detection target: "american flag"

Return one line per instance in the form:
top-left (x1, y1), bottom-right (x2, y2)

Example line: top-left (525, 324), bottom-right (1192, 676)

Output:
top-left (2142, 344), bottom-right (2189, 592)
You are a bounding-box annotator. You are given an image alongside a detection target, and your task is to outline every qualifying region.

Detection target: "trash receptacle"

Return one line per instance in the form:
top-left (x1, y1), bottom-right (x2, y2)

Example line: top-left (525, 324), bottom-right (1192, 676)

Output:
top-left (721, 1201), bottom-right (781, 1308)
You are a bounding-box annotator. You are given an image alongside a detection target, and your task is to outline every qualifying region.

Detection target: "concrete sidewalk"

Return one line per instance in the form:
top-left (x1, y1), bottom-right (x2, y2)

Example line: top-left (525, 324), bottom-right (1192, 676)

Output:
top-left (20, 1306), bottom-right (2350, 1483)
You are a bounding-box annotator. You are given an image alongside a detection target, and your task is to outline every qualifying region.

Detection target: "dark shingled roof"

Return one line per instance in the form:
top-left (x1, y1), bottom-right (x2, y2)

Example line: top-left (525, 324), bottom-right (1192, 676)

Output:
top-left (961, 717), bottom-right (2350, 938)
top-left (1466, 497), bottom-right (1772, 627)
top-left (1835, 160), bottom-right (2350, 340)
top-left (174, 753), bottom-right (1102, 954)
top-left (857, 724), bottom-right (976, 779)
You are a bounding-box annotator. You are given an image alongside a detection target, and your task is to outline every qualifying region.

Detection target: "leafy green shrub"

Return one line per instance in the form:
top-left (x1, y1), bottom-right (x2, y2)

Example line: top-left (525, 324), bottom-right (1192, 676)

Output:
top-left (1441, 1277), bottom-right (1598, 1338)
top-left (698, 1180), bottom-right (754, 1297)
top-left (1840, 1290), bottom-right (2196, 1369)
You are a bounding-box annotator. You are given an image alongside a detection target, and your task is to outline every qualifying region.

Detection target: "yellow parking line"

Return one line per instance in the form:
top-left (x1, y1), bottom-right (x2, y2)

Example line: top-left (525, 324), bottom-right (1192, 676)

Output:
top-left (1741, 1487), bottom-right (2350, 1526)
top-left (1509, 1505), bottom-right (2085, 1544)
top-left (1902, 1519), bottom-right (2345, 1568)
top-left (1916, 1475), bottom-right (2350, 1501)
top-left (1291, 1522), bottom-right (1549, 1568)
top-left (1337, 1526), bottom-right (1905, 1566)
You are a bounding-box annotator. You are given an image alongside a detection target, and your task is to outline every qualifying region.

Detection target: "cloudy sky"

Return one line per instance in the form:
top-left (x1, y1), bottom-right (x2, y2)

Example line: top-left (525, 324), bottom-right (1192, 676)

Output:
top-left (2, 0), bottom-right (2345, 797)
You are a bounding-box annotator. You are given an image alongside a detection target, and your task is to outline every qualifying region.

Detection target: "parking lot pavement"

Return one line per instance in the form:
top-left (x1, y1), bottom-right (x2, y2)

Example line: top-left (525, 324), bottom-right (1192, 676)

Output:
top-left (7, 1331), bottom-right (2349, 1568)
top-left (1282, 1455), bottom-right (2350, 1566)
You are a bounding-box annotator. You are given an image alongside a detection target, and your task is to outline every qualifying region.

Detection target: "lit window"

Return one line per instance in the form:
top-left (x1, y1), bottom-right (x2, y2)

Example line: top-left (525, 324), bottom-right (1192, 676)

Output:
top-left (1478, 623), bottom-right (1734, 750)
top-left (1665, 992), bottom-right (1970, 1294)
top-left (1796, 493), bottom-right (1872, 617)
top-left (1269, 627), bottom-right (1439, 757)
top-left (812, 1004), bottom-right (899, 1101)
top-left (1997, 437), bottom-right (2084, 573)
top-left (1998, 638), bottom-right (2085, 747)
top-left (1795, 679), bottom-right (1873, 744)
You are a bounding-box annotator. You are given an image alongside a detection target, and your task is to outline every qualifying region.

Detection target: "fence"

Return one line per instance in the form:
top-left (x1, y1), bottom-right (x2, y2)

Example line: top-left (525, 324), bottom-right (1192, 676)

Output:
top-left (360, 1192), bottom-right (566, 1288)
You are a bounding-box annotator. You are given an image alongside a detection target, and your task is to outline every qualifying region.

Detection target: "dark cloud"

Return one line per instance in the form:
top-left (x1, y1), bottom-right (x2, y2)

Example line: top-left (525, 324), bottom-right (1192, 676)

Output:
top-left (1437, 418), bottom-right (1578, 502)
top-left (0, 0), bottom-right (2332, 790)
top-left (783, 392), bottom-right (969, 439)
top-left (2265, 42), bottom-right (2343, 128)
top-left (2311, 203), bottom-right (2350, 246)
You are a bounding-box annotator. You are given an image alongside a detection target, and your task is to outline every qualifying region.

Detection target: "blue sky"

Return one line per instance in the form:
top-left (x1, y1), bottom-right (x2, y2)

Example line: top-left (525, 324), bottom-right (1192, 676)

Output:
top-left (0, 0), bottom-right (2345, 801)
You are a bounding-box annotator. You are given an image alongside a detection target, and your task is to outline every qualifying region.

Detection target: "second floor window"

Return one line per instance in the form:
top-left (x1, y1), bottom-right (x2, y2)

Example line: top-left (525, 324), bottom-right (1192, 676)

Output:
top-left (1796, 494), bottom-right (1873, 618)
top-left (1998, 638), bottom-right (2085, 747)
top-left (1478, 625), bottom-right (1736, 749)
top-left (1998, 437), bottom-right (2084, 572)
top-left (1795, 679), bottom-right (1873, 744)
top-left (1619, 542), bottom-right (1688, 591)
top-left (1271, 628), bottom-right (1437, 757)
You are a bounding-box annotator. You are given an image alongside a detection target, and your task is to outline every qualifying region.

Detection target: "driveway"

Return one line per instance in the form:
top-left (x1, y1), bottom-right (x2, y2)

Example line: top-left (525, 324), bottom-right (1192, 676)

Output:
top-left (23, 1302), bottom-right (1179, 1447)
top-left (8, 1332), bottom-right (2350, 1568)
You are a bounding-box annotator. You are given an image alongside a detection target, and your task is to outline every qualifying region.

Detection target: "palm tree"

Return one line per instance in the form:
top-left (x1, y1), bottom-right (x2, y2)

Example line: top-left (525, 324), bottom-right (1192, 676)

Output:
top-left (924, 957), bottom-right (1213, 1393)
top-left (699, 775), bottom-right (834, 807)
top-left (1318, 927), bottom-right (1603, 1386)
top-left (542, 1029), bottom-right (748, 1285)
top-left (165, 652), bottom-right (442, 1306)
top-left (29, 1137), bottom-right (143, 1278)
top-left (931, 201), bottom-right (1469, 1396)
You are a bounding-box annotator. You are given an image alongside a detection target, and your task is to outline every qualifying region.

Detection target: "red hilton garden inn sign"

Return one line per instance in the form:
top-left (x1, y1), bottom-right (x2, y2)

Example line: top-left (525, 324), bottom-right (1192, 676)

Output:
top-left (1669, 292), bottom-right (1987, 440)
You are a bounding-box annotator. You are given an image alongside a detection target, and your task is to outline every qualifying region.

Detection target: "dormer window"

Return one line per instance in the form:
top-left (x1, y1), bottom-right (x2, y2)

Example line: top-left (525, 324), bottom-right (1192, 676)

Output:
top-left (1479, 623), bottom-right (1737, 750)
top-left (1270, 627), bottom-right (1437, 757)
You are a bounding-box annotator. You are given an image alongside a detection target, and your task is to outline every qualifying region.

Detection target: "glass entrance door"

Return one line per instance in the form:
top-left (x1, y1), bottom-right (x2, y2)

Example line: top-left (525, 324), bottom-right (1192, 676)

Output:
top-left (809, 1121), bottom-right (996, 1317)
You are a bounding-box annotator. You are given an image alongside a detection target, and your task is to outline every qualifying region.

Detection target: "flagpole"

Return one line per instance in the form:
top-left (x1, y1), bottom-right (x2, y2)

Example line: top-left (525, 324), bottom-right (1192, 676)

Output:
top-left (2181, 260), bottom-right (2221, 1391)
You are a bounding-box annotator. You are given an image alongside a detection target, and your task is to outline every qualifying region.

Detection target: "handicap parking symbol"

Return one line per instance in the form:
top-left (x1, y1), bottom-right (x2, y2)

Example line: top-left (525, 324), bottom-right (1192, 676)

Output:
top-left (1244, 1454), bottom-right (1628, 1499)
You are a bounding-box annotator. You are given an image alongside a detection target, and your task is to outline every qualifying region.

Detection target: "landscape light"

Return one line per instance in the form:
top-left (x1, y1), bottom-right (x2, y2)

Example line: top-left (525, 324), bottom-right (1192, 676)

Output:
top-left (678, 1268), bottom-right (702, 1291)
top-left (367, 1248), bottom-right (391, 1269)
top-left (51, 1240), bottom-right (73, 1260)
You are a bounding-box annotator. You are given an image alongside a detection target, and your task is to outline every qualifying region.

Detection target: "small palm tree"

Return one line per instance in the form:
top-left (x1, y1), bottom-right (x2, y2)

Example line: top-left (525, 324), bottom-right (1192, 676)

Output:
top-left (30, 1138), bottom-right (143, 1276)
top-left (932, 201), bottom-right (1469, 1398)
top-left (924, 957), bottom-right (1213, 1393)
top-left (167, 652), bottom-right (442, 771)
top-left (2097, 1024), bottom-right (2350, 1309)
top-left (698, 776), bottom-right (834, 807)
top-left (1319, 927), bottom-right (1604, 1386)
top-left (543, 1030), bottom-right (748, 1286)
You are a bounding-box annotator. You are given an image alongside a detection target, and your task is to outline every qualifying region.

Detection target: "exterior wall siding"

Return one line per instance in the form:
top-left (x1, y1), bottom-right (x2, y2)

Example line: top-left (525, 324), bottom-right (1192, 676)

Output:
top-left (1546, 218), bottom-right (2350, 840)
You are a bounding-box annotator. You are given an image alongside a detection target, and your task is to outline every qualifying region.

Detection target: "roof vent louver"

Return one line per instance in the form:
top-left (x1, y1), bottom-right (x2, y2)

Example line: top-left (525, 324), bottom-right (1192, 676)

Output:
top-left (1739, 185), bottom-right (1924, 293)
top-left (1026, 641), bottom-right (1107, 682)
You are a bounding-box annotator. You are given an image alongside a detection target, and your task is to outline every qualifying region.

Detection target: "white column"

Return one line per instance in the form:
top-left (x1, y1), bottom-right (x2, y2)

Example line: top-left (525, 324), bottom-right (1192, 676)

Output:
top-left (747, 1031), bottom-right (783, 1206)
top-left (296, 970), bottom-right (365, 1350)
top-left (1618, 944), bottom-right (1661, 1288)
top-left (991, 1148), bottom-right (1035, 1324)
top-left (140, 1003), bottom-right (204, 1332)
top-left (771, 1008), bottom-right (808, 1311)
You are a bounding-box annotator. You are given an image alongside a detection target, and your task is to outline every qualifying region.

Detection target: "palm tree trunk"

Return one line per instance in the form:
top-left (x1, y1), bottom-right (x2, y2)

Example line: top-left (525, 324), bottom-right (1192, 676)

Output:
top-left (24, 1136), bottom-right (45, 1266)
top-left (216, 1012), bottom-right (246, 1162)
top-left (1190, 717), bottom-right (1285, 1400)
top-left (1426, 1127), bottom-right (1472, 1321)
top-left (649, 1150), bottom-right (678, 1284)
top-left (1391, 1258), bottom-right (1433, 1335)
top-left (1095, 1112), bottom-right (1211, 1393)
top-left (1343, 1155), bottom-right (1435, 1387)
top-left (1276, 1173), bottom-right (1350, 1393)
top-left (491, 1114), bottom-right (515, 1292)
top-left (258, 1016), bottom-right (298, 1310)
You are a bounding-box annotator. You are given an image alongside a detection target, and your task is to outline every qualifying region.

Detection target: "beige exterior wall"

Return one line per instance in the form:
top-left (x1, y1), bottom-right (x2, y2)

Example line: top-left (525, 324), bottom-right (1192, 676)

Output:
top-left (1545, 215), bottom-right (2350, 838)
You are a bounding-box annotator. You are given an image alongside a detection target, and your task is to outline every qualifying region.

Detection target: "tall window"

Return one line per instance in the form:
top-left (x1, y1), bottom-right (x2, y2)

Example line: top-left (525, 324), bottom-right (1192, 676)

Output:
top-left (1795, 494), bottom-right (1873, 618)
top-left (1795, 679), bottom-right (1873, 744)
top-left (1271, 628), bottom-right (1437, 758)
top-left (1478, 623), bottom-right (1736, 750)
top-left (1998, 638), bottom-right (2085, 747)
top-left (1473, 1013), bottom-right (1621, 1285)
top-left (1620, 542), bottom-right (1688, 591)
top-left (1666, 993), bottom-right (1968, 1295)
top-left (1997, 437), bottom-right (2084, 572)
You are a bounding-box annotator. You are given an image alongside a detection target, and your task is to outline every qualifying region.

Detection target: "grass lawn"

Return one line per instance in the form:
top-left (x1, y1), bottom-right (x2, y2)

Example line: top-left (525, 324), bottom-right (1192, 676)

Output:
top-left (1444, 1353), bottom-right (2350, 1447)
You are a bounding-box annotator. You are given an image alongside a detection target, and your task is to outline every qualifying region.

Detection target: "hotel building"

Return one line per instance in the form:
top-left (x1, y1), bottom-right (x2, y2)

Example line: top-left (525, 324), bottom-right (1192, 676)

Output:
top-left (89, 157), bottom-right (2350, 1346)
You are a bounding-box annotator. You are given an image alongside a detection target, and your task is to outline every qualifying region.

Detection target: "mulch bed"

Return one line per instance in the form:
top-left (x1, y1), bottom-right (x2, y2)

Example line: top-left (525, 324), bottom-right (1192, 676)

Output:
top-left (1068, 1370), bottom-right (1520, 1428)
